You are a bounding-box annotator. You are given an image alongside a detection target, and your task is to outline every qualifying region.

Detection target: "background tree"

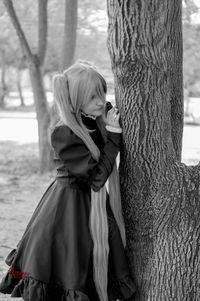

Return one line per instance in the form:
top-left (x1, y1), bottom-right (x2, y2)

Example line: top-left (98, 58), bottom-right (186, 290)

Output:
top-left (16, 56), bottom-right (26, 106)
top-left (0, 48), bottom-right (7, 107)
top-left (60, 0), bottom-right (78, 70)
top-left (3, 0), bottom-right (53, 172)
top-left (0, 12), bottom-right (18, 107)
top-left (107, 0), bottom-right (200, 300)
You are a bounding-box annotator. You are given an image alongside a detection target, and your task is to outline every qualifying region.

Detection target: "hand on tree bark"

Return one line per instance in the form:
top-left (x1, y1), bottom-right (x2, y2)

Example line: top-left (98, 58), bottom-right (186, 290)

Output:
top-left (106, 107), bottom-right (121, 128)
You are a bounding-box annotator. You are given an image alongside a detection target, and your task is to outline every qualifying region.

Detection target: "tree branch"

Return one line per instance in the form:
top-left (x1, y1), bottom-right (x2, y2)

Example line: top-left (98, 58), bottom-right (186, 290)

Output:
top-left (38, 0), bottom-right (48, 65)
top-left (3, 0), bottom-right (33, 62)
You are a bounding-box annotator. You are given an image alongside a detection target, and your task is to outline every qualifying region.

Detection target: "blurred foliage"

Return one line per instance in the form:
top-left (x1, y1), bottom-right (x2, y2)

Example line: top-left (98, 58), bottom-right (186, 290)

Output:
top-left (0, 0), bottom-right (111, 91)
top-left (183, 0), bottom-right (200, 96)
top-left (183, 23), bottom-right (200, 96)
top-left (182, 0), bottom-right (199, 23)
top-left (46, 0), bottom-right (110, 74)
top-left (0, 0), bottom-right (200, 96)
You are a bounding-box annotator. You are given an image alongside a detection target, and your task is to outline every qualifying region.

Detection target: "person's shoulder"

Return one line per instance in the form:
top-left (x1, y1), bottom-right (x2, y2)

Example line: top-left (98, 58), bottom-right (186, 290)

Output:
top-left (51, 123), bottom-right (84, 147)
top-left (51, 123), bottom-right (71, 139)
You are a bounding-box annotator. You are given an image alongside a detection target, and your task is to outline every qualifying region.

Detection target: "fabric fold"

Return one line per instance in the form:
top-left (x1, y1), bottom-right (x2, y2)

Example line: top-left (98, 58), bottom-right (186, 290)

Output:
top-left (109, 274), bottom-right (137, 300)
top-left (0, 268), bottom-right (90, 301)
top-left (5, 248), bottom-right (17, 266)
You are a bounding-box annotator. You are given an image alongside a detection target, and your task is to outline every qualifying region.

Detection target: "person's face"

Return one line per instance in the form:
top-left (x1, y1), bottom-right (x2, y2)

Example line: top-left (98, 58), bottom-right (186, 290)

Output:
top-left (81, 93), bottom-right (105, 117)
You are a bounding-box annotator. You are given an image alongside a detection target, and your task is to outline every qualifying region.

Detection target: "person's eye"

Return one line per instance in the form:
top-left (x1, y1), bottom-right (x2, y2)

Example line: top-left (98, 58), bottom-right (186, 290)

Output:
top-left (91, 95), bottom-right (95, 100)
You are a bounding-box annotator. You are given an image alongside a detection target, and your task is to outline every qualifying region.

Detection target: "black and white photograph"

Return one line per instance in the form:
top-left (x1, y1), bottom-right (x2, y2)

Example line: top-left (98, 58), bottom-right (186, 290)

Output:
top-left (0, 1), bottom-right (200, 300)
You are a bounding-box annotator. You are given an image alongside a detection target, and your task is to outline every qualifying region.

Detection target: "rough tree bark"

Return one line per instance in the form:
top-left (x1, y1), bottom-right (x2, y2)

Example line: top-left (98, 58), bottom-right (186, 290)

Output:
top-left (3, 0), bottom-right (54, 172)
top-left (60, 0), bottom-right (78, 70)
top-left (107, 1), bottom-right (200, 300)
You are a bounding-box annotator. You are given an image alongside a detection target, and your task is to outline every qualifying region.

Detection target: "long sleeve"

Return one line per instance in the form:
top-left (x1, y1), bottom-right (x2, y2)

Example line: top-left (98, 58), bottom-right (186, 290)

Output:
top-left (51, 125), bottom-right (121, 192)
top-left (88, 132), bottom-right (120, 191)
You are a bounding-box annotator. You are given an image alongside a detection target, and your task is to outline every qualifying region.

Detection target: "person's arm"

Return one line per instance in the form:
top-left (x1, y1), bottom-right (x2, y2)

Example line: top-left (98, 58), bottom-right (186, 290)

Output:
top-left (89, 130), bottom-right (120, 191)
top-left (51, 125), bottom-right (121, 191)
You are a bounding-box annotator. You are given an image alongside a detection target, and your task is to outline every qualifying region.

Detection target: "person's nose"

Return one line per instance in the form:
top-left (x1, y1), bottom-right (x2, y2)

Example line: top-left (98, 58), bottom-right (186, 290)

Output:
top-left (97, 98), bottom-right (104, 107)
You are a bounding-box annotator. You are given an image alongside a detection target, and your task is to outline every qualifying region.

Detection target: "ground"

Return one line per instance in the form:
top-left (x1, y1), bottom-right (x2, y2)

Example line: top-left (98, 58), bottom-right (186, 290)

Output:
top-left (0, 139), bottom-right (55, 300)
top-left (0, 102), bottom-right (200, 300)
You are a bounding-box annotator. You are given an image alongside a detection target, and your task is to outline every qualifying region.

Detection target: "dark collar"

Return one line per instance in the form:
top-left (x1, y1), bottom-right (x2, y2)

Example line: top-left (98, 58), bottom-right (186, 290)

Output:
top-left (81, 113), bottom-right (97, 131)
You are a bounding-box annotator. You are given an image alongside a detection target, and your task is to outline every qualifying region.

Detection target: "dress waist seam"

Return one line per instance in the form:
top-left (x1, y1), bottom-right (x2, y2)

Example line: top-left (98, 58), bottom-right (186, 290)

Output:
top-left (55, 176), bottom-right (91, 191)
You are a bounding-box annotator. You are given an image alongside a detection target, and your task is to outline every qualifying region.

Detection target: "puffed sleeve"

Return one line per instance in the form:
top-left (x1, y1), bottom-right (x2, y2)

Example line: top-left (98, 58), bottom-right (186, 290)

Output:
top-left (51, 125), bottom-right (121, 192)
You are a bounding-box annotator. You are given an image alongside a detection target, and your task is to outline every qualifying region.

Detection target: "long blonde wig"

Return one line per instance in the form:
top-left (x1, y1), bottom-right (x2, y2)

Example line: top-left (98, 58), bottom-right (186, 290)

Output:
top-left (52, 61), bottom-right (126, 301)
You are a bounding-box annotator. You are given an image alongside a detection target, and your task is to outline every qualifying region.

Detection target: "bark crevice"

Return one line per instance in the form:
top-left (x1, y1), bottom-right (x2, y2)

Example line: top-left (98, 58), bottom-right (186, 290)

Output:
top-left (107, 0), bottom-right (200, 299)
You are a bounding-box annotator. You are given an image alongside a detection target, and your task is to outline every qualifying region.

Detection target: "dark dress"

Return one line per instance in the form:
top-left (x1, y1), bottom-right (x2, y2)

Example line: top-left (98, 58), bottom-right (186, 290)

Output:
top-left (0, 115), bottom-right (136, 301)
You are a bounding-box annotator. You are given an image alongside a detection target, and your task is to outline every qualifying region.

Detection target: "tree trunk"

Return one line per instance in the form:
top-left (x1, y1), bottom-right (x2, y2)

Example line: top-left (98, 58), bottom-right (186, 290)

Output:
top-left (3, 0), bottom-right (54, 173)
top-left (38, 0), bottom-right (48, 66)
top-left (16, 69), bottom-right (25, 106)
top-left (60, 0), bottom-right (78, 70)
top-left (29, 56), bottom-right (54, 172)
top-left (0, 49), bottom-right (7, 107)
top-left (107, 1), bottom-right (200, 300)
